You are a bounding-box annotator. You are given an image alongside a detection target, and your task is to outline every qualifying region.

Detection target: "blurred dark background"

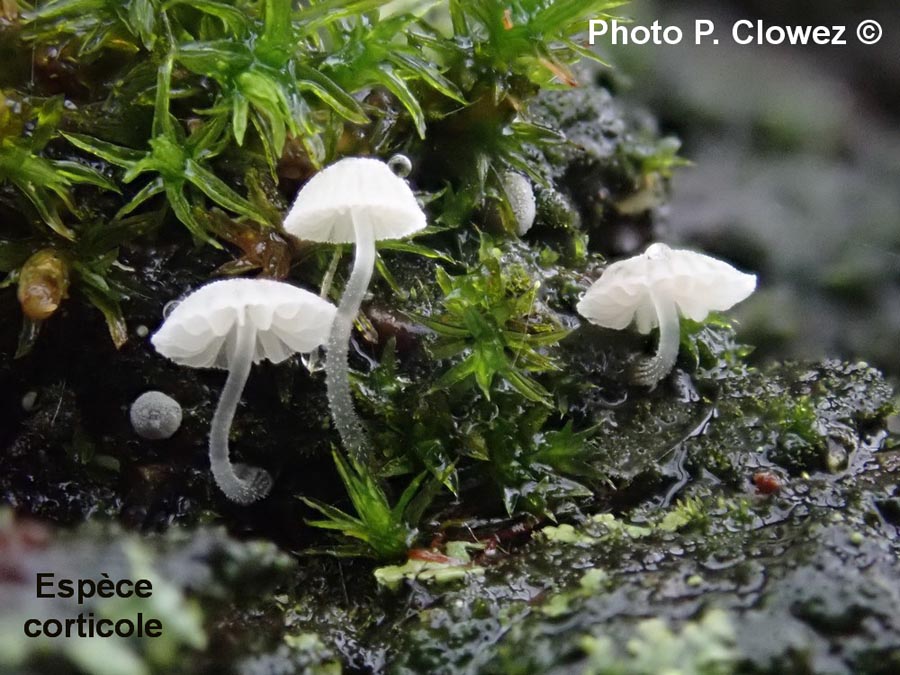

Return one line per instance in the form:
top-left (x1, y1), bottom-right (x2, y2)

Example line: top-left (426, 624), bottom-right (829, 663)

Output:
top-left (599, 0), bottom-right (900, 376)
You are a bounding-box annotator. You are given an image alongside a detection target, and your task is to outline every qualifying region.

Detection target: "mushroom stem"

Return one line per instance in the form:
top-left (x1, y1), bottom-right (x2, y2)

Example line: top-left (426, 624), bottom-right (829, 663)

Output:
top-left (325, 211), bottom-right (373, 462)
top-left (209, 318), bottom-right (273, 504)
top-left (633, 291), bottom-right (681, 388)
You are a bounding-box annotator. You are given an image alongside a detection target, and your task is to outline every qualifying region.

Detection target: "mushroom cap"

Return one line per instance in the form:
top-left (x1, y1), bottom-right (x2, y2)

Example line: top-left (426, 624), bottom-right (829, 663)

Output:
top-left (576, 243), bottom-right (757, 333)
top-left (283, 157), bottom-right (427, 244)
top-left (151, 279), bottom-right (337, 369)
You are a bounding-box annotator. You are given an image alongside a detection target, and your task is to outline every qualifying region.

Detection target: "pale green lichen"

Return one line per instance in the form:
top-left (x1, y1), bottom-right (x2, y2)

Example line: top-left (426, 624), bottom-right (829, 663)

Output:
top-left (374, 542), bottom-right (485, 590)
top-left (579, 609), bottom-right (738, 675)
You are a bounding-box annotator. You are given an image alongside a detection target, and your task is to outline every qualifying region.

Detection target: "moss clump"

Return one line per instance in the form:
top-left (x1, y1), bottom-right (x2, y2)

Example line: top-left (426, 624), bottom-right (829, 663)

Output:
top-left (423, 234), bottom-right (569, 406)
top-left (765, 394), bottom-right (826, 474)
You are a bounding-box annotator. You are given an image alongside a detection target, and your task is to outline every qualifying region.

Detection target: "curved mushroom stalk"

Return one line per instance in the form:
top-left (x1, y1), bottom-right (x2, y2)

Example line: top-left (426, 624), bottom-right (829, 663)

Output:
top-left (325, 211), bottom-right (373, 462)
top-left (283, 157), bottom-right (427, 463)
top-left (209, 319), bottom-right (273, 504)
top-left (632, 291), bottom-right (681, 388)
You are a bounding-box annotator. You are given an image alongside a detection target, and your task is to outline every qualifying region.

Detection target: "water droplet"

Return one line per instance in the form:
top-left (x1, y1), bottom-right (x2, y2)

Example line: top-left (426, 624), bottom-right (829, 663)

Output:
top-left (135, 324), bottom-right (149, 338)
top-left (301, 347), bottom-right (326, 373)
top-left (388, 153), bottom-right (412, 178)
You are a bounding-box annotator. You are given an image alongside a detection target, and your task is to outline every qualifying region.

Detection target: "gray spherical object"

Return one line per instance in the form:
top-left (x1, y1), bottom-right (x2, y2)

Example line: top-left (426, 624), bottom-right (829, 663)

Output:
top-left (130, 391), bottom-right (183, 440)
top-left (501, 172), bottom-right (536, 236)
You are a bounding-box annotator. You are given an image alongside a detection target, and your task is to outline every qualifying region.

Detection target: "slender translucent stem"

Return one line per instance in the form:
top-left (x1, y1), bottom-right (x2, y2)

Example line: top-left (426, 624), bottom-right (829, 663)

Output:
top-left (305, 248), bottom-right (342, 373)
top-left (209, 319), bottom-right (273, 504)
top-left (632, 291), bottom-right (681, 388)
top-left (325, 211), bottom-right (373, 463)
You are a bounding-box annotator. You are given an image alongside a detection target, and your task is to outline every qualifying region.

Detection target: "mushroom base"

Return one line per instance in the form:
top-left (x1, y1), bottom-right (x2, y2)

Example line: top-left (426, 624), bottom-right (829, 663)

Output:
top-left (632, 293), bottom-right (681, 388)
top-left (209, 320), bottom-right (274, 504)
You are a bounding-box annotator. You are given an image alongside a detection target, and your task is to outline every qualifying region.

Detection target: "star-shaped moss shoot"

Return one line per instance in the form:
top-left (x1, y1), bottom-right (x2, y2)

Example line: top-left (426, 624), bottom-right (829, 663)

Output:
top-left (63, 56), bottom-right (267, 247)
top-left (0, 94), bottom-right (118, 241)
top-left (173, 0), bottom-right (368, 168)
top-left (577, 243), bottom-right (756, 387)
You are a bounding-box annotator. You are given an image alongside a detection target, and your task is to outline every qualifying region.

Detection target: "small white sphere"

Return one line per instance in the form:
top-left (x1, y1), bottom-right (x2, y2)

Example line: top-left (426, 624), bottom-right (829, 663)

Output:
top-left (130, 391), bottom-right (183, 440)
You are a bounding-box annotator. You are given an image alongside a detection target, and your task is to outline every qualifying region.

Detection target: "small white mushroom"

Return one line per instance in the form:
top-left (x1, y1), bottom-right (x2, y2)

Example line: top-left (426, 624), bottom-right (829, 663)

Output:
top-left (500, 172), bottom-right (536, 236)
top-left (130, 391), bottom-right (183, 440)
top-left (283, 157), bottom-right (427, 462)
top-left (151, 279), bottom-right (337, 504)
top-left (576, 243), bottom-right (756, 387)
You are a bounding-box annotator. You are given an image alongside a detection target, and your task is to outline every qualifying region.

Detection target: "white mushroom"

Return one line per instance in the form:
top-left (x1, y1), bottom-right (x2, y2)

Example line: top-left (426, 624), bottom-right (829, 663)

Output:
top-left (130, 390), bottom-right (183, 440)
top-left (282, 157), bottom-right (427, 461)
top-left (576, 243), bottom-right (756, 387)
top-left (151, 278), bottom-right (337, 504)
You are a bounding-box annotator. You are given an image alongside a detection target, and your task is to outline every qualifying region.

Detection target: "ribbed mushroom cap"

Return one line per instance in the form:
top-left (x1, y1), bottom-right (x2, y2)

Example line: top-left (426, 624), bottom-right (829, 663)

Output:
top-left (577, 243), bottom-right (757, 334)
top-left (151, 279), bottom-right (337, 369)
top-left (283, 157), bottom-right (427, 243)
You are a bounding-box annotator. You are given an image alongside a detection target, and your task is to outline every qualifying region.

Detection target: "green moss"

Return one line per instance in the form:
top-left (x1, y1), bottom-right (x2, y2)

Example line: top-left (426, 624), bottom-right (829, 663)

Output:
top-left (423, 234), bottom-right (569, 405)
top-left (0, 0), bottom-right (657, 370)
top-left (763, 394), bottom-right (826, 473)
top-left (0, 93), bottom-right (117, 241)
top-left (657, 496), bottom-right (711, 533)
top-left (302, 450), bottom-right (439, 559)
top-left (241, 633), bottom-right (342, 675)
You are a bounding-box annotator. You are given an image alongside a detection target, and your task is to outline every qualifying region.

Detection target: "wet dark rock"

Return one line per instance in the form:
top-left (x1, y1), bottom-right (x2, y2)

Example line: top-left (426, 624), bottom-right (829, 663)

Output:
top-left (531, 84), bottom-right (670, 257)
top-left (231, 359), bottom-right (895, 675)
